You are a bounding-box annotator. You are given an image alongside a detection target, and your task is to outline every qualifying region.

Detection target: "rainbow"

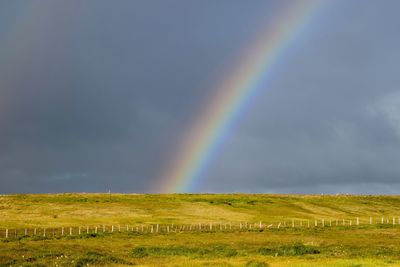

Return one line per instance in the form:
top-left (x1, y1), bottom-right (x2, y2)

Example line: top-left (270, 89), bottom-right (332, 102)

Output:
top-left (158, 1), bottom-right (323, 193)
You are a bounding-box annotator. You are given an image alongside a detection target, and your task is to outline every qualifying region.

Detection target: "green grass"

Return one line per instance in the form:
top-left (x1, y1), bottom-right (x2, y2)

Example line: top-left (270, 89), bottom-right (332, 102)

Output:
top-left (1, 193), bottom-right (400, 266)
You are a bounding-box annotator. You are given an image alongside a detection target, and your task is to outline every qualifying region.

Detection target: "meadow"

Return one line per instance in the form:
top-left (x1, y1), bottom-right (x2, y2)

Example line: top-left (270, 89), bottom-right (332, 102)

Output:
top-left (1, 193), bottom-right (400, 266)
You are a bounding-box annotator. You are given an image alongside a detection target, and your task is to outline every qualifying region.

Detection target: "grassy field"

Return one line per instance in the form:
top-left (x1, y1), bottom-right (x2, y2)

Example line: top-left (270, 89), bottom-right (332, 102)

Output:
top-left (1, 194), bottom-right (400, 266)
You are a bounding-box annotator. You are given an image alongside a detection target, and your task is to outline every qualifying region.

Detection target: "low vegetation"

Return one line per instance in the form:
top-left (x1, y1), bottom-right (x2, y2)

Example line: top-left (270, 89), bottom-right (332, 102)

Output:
top-left (1, 193), bottom-right (400, 266)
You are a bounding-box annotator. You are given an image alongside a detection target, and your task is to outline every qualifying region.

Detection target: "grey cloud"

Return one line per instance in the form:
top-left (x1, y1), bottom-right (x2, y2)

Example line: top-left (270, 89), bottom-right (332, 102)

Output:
top-left (2, 0), bottom-right (400, 193)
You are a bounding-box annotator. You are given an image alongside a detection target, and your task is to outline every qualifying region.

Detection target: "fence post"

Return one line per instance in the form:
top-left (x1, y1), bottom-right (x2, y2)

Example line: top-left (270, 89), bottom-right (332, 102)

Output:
top-left (111, 225), bottom-right (114, 233)
top-left (5, 229), bottom-right (8, 239)
top-left (69, 227), bottom-right (72, 236)
top-left (79, 227), bottom-right (81, 235)
top-left (62, 227), bottom-right (64, 236)
top-left (210, 223), bottom-right (212, 231)
top-left (382, 217), bottom-right (384, 224)
top-left (43, 228), bottom-right (46, 237)
top-left (314, 220), bottom-right (317, 227)
top-left (393, 216), bottom-right (395, 225)
top-left (356, 217), bottom-right (359, 226)
top-left (95, 227), bottom-right (98, 233)
top-left (126, 225), bottom-right (129, 231)
top-left (370, 217), bottom-right (372, 225)
top-left (25, 229), bottom-right (27, 236)
top-left (322, 219), bottom-right (325, 227)
top-left (292, 219), bottom-right (295, 228)
top-left (34, 228), bottom-right (37, 236)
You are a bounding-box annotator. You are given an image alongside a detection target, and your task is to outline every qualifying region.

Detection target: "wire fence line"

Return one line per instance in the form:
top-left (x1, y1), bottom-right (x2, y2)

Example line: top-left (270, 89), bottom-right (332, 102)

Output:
top-left (2, 216), bottom-right (400, 239)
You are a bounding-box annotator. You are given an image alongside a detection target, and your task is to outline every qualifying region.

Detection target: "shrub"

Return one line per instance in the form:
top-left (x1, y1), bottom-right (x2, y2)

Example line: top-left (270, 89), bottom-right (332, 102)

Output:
top-left (258, 243), bottom-right (320, 256)
top-left (75, 251), bottom-right (127, 267)
top-left (129, 247), bottom-right (149, 258)
top-left (246, 261), bottom-right (269, 267)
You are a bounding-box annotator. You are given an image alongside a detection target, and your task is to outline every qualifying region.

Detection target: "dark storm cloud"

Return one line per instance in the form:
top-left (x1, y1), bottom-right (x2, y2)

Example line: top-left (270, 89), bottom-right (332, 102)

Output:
top-left (0, 0), bottom-right (273, 193)
top-left (1, 0), bottom-right (400, 193)
top-left (204, 0), bottom-right (400, 194)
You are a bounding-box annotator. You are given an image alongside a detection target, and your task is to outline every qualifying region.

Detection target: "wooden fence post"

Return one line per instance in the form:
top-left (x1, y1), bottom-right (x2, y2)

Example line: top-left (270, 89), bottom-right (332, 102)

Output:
top-left (5, 229), bottom-right (8, 239)
top-left (62, 227), bottom-right (64, 236)
top-left (322, 219), bottom-right (325, 227)
top-left (356, 217), bottom-right (359, 226)
top-left (34, 228), bottom-right (37, 236)
top-left (69, 227), bottom-right (72, 236)
top-left (95, 227), bottom-right (98, 233)
top-left (370, 217), bottom-right (372, 225)
top-left (43, 228), bottom-right (46, 237)
top-left (111, 225), bottom-right (114, 233)
top-left (79, 227), bottom-right (81, 235)
top-left (292, 219), bottom-right (295, 228)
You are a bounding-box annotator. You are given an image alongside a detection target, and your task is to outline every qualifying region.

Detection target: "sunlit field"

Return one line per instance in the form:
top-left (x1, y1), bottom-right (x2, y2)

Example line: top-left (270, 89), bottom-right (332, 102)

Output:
top-left (1, 194), bottom-right (400, 266)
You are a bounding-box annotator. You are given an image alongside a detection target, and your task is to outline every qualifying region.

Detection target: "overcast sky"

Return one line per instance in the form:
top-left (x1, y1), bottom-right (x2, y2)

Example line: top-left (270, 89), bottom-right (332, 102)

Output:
top-left (1, 0), bottom-right (400, 194)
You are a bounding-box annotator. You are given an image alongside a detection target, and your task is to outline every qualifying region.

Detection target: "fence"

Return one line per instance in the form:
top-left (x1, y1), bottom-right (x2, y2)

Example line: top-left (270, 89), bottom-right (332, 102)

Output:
top-left (1, 216), bottom-right (400, 239)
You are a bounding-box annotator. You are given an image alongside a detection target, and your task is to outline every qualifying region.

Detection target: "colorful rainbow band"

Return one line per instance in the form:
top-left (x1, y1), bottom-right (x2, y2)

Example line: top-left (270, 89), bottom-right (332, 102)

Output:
top-left (158, 1), bottom-right (323, 193)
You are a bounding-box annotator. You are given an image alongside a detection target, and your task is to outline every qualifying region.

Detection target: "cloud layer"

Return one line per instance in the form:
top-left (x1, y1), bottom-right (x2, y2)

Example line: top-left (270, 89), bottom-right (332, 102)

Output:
top-left (1, 0), bottom-right (400, 193)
